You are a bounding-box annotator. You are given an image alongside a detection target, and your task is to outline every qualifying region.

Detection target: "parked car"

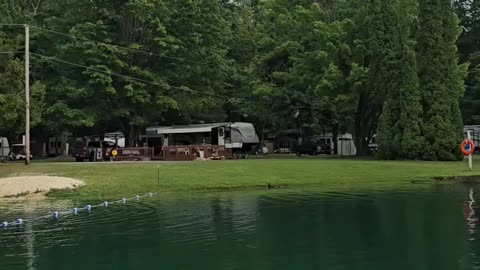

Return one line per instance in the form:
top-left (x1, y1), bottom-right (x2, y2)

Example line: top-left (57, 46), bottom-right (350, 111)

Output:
top-left (316, 138), bottom-right (332, 155)
top-left (274, 148), bottom-right (292, 154)
top-left (71, 140), bottom-right (115, 162)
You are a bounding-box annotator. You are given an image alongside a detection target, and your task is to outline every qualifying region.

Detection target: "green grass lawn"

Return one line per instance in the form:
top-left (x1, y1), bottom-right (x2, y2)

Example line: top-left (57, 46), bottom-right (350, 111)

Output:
top-left (0, 157), bottom-right (478, 200)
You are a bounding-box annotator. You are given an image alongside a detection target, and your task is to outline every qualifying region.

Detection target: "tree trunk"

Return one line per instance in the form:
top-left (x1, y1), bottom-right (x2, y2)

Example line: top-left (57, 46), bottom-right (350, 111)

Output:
top-left (128, 125), bottom-right (138, 147)
top-left (332, 124), bottom-right (339, 155)
top-left (260, 123), bottom-right (265, 147)
top-left (353, 91), bottom-right (380, 156)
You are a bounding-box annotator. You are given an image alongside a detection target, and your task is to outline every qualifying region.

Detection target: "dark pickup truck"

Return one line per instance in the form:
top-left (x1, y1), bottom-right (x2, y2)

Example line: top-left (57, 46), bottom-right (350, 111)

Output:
top-left (70, 140), bottom-right (115, 162)
top-left (296, 140), bottom-right (332, 156)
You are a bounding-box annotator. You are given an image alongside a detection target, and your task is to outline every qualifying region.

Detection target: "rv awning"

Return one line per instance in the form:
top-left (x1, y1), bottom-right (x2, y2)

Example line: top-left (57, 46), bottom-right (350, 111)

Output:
top-left (147, 123), bottom-right (226, 135)
top-left (155, 127), bottom-right (213, 134)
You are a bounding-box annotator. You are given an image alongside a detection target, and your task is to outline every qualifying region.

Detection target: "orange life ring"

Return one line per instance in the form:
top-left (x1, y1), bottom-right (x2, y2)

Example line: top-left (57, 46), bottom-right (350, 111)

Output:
top-left (461, 139), bottom-right (475, 156)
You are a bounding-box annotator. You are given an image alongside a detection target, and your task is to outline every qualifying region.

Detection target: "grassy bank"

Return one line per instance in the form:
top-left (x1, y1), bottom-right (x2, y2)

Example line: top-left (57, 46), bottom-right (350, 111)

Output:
top-left (0, 158), bottom-right (478, 199)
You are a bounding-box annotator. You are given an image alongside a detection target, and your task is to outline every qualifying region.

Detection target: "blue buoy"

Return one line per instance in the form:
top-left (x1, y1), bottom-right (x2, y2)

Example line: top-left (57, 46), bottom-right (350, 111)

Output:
top-left (53, 211), bottom-right (59, 220)
top-left (1, 221), bottom-right (7, 229)
top-left (16, 219), bottom-right (23, 225)
top-left (86, 205), bottom-right (92, 213)
top-left (103, 201), bottom-right (109, 208)
top-left (73, 208), bottom-right (79, 215)
top-left (148, 192), bottom-right (153, 197)
top-left (122, 197), bottom-right (127, 204)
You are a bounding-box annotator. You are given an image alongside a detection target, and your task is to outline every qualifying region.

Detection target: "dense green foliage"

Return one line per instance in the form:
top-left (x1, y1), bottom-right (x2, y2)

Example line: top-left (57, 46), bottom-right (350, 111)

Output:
top-left (0, 0), bottom-right (473, 159)
top-left (455, 0), bottom-right (480, 125)
top-left (372, 0), bottom-right (424, 159)
top-left (417, 0), bottom-right (467, 160)
top-left (0, 0), bottom-right (45, 139)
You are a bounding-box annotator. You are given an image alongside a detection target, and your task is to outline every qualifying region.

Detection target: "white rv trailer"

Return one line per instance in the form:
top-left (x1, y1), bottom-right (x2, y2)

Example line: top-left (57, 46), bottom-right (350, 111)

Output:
top-left (145, 122), bottom-right (259, 154)
top-left (48, 132), bottom-right (72, 156)
top-left (104, 131), bottom-right (126, 147)
top-left (0, 137), bottom-right (10, 158)
top-left (464, 125), bottom-right (480, 151)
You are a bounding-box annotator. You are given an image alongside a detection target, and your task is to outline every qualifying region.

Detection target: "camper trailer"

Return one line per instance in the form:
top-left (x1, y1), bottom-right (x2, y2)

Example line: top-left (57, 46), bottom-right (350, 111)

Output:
top-left (48, 132), bottom-right (71, 156)
top-left (464, 125), bottom-right (480, 153)
top-left (104, 131), bottom-right (126, 147)
top-left (0, 137), bottom-right (10, 158)
top-left (47, 137), bottom-right (62, 156)
top-left (145, 122), bottom-right (259, 155)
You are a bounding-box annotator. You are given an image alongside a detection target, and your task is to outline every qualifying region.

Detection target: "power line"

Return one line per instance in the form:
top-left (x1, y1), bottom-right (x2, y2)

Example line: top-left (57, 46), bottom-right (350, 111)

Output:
top-left (32, 52), bottom-right (157, 84)
top-left (31, 52), bottom-right (227, 99)
top-left (0, 24), bottom-right (240, 100)
top-left (30, 26), bottom-right (214, 66)
top-left (1, 25), bottom-right (235, 99)
top-left (0, 51), bottom-right (24, 54)
top-left (0, 24), bottom-right (26, 27)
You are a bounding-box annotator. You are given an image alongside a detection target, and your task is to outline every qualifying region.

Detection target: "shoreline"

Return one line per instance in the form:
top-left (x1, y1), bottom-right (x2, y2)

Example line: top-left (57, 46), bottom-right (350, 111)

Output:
top-left (0, 158), bottom-right (478, 200)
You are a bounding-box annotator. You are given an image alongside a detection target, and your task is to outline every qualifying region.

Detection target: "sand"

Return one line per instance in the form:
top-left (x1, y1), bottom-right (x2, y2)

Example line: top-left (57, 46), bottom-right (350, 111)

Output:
top-left (0, 176), bottom-right (85, 198)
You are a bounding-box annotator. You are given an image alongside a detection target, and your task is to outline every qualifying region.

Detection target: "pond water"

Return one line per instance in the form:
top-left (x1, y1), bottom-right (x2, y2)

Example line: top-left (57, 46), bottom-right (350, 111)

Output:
top-left (0, 184), bottom-right (479, 270)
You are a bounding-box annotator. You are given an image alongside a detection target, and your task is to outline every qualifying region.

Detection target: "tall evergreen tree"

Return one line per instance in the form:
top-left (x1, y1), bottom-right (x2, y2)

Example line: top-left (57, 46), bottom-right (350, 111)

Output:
top-left (371, 0), bottom-right (424, 159)
top-left (454, 0), bottom-right (480, 125)
top-left (417, 0), bottom-right (468, 160)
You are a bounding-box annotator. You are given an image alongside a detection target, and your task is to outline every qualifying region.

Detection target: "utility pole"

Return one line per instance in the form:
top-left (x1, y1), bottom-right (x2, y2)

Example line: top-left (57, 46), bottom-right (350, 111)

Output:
top-left (25, 24), bottom-right (30, 165)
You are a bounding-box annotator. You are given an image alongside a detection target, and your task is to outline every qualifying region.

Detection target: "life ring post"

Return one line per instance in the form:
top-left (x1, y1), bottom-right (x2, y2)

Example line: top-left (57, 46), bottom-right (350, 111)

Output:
top-left (468, 130), bottom-right (473, 171)
top-left (461, 132), bottom-right (475, 171)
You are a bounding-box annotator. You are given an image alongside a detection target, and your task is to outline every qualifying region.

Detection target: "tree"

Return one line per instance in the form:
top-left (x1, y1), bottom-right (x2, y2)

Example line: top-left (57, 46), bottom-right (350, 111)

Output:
top-left (334, 0), bottom-right (381, 156)
top-left (454, 0), bottom-right (480, 124)
top-left (31, 0), bottom-right (176, 144)
top-left (0, 0), bottom-right (45, 139)
top-left (249, 0), bottom-right (357, 151)
top-left (417, 0), bottom-right (468, 160)
top-left (370, 0), bottom-right (424, 159)
top-left (32, 0), bottom-right (231, 145)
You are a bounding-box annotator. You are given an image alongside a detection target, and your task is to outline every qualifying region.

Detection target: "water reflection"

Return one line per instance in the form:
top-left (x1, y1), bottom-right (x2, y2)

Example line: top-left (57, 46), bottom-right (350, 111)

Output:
top-left (0, 186), bottom-right (479, 270)
top-left (464, 188), bottom-right (477, 237)
top-left (25, 217), bottom-right (35, 270)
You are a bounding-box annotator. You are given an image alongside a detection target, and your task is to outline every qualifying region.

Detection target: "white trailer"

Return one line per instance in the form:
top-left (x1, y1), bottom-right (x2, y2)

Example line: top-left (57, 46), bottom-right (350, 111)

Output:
top-left (48, 132), bottom-right (72, 156)
top-left (464, 125), bottom-right (480, 151)
top-left (0, 137), bottom-right (10, 158)
top-left (104, 131), bottom-right (125, 147)
top-left (145, 122), bottom-right (260, 154)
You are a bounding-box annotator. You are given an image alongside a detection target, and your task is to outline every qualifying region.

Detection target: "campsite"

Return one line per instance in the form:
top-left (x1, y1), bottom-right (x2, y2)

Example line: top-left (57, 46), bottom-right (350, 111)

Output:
top-left (2, 0), bottom-right (480, 269)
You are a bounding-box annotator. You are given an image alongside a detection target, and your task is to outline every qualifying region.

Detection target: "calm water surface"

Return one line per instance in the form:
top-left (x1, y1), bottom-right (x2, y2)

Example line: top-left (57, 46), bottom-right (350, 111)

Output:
top-left (0, 184), bottom-right (478, 269)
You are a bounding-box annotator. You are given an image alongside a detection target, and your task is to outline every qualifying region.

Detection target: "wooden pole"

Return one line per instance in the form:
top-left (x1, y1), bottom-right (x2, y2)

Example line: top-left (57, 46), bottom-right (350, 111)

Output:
top-left (25, 25), bottom-right (30, 165)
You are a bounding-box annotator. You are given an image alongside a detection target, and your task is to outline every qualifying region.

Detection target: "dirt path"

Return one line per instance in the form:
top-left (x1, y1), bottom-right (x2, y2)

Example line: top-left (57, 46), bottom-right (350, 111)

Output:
top-left (0, 176), bottom-right (85, 198)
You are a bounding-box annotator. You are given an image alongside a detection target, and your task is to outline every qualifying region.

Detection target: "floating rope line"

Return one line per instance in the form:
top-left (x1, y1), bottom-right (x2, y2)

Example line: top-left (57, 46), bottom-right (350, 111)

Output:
top-left (1, 192), bottom-right (157, 230)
